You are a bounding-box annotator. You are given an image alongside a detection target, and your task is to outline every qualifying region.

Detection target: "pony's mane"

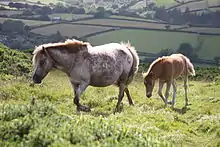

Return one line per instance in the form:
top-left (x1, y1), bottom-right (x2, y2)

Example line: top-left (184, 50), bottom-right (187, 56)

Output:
top-left (143, 56), bottom-right (167, 78)
top-left (33, 39), bottom-right (90, 55)
top-left (32, 39), bottom-right (90, 65)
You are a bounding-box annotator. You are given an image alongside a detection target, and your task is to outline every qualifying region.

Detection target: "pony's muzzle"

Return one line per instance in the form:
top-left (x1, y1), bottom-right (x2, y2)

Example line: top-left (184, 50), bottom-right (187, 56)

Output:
top-left (32, 74), bottom-right (42, 84)
top-left (146, 92), bottom-right (152, 98)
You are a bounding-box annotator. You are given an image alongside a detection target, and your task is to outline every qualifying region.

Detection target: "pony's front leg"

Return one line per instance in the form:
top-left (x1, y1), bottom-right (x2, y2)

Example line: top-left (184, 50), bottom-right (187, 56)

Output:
top-left (158, 80), bottom-right (166, 103)
top-left (164, 82), bottom-right (172, 107)
top-left (72, 82), bottom-right (90, 112)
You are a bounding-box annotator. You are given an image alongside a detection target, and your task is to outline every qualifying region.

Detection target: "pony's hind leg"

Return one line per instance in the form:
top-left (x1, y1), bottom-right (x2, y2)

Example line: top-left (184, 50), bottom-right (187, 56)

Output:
top-left (171, 80), bottom-right (177, 108)
top-left (72, 82), bottom-right (90, 112)
top-left (184, 76), bottom-right (188, 107)
top-left (124, 88), bottom-right (134, 105)
top-left (114, 83), bottom-right (126, 113)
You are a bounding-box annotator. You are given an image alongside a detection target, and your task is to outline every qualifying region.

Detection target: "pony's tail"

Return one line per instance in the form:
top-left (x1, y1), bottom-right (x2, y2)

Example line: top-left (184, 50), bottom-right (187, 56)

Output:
top-left (121, 41), bottom-right (139, 84)
top-left (185, 56), bottom-right (196, 76)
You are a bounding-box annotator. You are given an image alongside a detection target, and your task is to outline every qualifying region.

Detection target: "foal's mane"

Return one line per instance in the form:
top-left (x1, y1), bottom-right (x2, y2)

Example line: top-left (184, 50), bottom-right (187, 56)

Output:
top-left (32, 39), bottom-right (90, 65)
top-left (143, 56), bottom-right (166, 78)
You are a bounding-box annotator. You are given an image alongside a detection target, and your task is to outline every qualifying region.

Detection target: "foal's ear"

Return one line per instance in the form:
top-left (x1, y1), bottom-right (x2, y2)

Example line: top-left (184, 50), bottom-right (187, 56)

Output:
top-left (148, 72), bottom-right (155, 77)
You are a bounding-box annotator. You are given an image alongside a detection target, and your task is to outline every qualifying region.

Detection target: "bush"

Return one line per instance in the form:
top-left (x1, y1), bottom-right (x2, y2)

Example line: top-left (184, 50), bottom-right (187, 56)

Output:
top-left (0, 44), bottom-right (32, 76)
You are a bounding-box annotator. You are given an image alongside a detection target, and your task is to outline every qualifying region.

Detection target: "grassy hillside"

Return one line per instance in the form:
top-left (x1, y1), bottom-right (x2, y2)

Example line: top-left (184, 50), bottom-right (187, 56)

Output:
top-left (1, 69), bottom-right (220, 146)
top-left (88, 29), bottom-right (220, 60)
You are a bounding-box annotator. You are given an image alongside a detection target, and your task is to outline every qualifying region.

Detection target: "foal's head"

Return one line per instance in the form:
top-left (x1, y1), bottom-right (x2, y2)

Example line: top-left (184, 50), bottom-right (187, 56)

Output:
top-left (32, 47), bottom-right (53, 84)
top-left (143, 72), bottom-right (156, 98)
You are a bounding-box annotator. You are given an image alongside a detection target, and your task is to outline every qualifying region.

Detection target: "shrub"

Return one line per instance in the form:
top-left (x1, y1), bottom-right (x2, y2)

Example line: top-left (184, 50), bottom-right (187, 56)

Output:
top-left (0, 44), bottom-right (32, 76)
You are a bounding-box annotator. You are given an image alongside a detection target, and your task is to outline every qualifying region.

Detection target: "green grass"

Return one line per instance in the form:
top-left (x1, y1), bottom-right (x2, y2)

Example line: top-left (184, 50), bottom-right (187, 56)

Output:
top-left (0, 17), bottom-right (50, 26)
top-left (31, 24), bottom-right (112, 37)
top-left (1, 70), bottom-right (220, 146)
top-left (88, 29), bottom-right (220, 60)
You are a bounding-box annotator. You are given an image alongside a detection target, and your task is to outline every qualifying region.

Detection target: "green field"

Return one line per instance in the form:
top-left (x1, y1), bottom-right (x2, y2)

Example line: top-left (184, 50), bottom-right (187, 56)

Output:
top-left (0, 17), bottom-right (50, 26)
top-left (31, 23), bottom-right (112, 37)
top-left (88, 29), bottom-right (220, 60)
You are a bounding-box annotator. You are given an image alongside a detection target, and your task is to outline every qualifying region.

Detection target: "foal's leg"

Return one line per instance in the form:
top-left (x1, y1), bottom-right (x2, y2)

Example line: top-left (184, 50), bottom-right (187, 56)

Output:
top-left (114, 83), bottom-right (126, 113)
top-left (124, 88), bottom-right (134, 105)
top-left (71, 82), bottom-right (90, 112)
top-left (171, 80), bottom-right (177, 109)
top-left (158, 80), bottom-right (166, 103)
top-left (165, 81), bottom-right (172, 107)
top-left (184, 76), bottom-right (188, 107)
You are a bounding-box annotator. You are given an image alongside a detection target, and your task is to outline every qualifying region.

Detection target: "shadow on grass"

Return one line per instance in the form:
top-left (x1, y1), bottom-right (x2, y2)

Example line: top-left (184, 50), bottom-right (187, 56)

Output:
top-left (173, 106), bottom-right (191, 114)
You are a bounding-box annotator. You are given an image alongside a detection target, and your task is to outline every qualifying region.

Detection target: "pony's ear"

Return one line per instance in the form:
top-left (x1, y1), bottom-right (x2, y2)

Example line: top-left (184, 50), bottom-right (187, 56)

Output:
top-left (42, 46), bottom-right (49, 56)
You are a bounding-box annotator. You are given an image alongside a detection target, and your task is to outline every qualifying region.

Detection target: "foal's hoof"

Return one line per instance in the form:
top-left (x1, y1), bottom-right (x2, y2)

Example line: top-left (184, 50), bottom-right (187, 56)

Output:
top-left (167, 100), bottom-right (172, 105)
top-left (77, 105), bottom-right (91, 112)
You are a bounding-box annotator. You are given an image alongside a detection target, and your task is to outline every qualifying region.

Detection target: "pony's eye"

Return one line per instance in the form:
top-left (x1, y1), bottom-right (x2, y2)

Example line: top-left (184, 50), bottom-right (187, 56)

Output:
top-left (39, 60), bottom-right (44, 66)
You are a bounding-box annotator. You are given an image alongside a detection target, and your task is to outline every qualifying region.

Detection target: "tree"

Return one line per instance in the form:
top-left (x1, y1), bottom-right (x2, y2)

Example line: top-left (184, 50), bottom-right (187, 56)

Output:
top-left (157, 48), bottom-right (174, 56)
top-left (176, 43), bottom-right (198, 60)
top-left (214, 56), bottom-right (220, 65)
top-left (2, 20), bottom-right (25, 33)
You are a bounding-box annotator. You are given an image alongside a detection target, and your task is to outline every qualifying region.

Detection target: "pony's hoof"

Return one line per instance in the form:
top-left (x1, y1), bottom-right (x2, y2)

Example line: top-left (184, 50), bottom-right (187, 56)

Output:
top-left (77, 105), bottom-right (91, 112)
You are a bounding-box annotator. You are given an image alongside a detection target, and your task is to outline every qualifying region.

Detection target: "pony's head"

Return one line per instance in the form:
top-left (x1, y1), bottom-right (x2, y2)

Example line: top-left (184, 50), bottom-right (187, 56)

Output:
top-left (143, 72), bottom-right (156, 98)
top-left (32, 46), bottom-right (54, 84)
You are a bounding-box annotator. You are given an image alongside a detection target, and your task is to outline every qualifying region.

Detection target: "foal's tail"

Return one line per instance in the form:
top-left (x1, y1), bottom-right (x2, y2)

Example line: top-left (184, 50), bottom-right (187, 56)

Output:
top-left (121, 41), bottom-right (139, 84)
top-left (184, 56), bottom-right (196, 76)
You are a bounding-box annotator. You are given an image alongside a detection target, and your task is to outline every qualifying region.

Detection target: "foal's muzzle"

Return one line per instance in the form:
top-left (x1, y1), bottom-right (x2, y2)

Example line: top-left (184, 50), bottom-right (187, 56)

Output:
top-left (32, 74), bottom-right (42, 84)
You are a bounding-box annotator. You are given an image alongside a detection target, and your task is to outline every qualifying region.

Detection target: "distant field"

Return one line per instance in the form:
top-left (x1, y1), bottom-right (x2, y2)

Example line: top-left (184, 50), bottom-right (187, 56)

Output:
top-left (25, 0), bottom-right (62, 5)
top-left (109, 15), bottom-right (161, 23)
top-left (183, 27), bottom-right (220, 34)
top-left (0, 10), bottom-right (22, 16)
top-left (169, 0), bottom-right (220, 12)
top-left (31, 23), bottom-right (113, 37)
top-left (0, 17), bottom-right (50, 25)
top-left (88, 29), bottom-right (220, 60)
top-left (0, 0), bottom-right (45, 6)
top-left (73, 18), bottom-right (179, 29)
top-left (48, 13), bottom-right (93, 21)
top-left (154, 0), bottom-right (178, 7)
